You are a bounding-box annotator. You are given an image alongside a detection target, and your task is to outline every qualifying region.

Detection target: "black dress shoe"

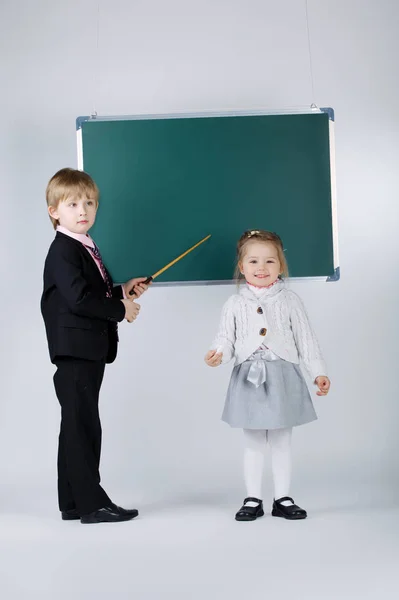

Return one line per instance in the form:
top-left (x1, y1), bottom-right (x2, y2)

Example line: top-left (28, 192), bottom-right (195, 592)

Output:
top-left (272, 496), bottom-right (307, 520)
top-left (61, 509), bottom-right (80, 521)
top-left (80, 505), bottom-right (138, 524)
top-left (110, 502), bottom-right (139, 518)
top-left (235, 497), bottom-right (264, 521)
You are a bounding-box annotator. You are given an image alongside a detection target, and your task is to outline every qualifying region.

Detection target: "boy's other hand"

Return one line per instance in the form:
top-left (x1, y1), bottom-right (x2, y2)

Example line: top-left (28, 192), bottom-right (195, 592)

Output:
top-left (122, 299), bottom-right (141, 323)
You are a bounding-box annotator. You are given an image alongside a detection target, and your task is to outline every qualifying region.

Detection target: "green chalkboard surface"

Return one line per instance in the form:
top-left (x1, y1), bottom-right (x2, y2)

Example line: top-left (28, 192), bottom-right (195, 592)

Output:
top-left (78, 110), bottom-right (338, 283)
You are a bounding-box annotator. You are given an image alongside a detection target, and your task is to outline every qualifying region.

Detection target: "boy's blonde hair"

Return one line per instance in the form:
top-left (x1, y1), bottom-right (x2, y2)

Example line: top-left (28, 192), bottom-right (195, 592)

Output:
top-left (234, 229), bottom-right (289, 282)
top-left (46, 168), bottom-right (99, 229)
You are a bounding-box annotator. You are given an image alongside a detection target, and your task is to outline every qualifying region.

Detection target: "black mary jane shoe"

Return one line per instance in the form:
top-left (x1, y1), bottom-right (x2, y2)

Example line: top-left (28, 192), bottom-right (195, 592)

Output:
top-left (271, 496), bottom-right (307, 520)
top-left (61, 508), bottom-right (80, 521)
top-left (235, 497), bottom-right (264, 521)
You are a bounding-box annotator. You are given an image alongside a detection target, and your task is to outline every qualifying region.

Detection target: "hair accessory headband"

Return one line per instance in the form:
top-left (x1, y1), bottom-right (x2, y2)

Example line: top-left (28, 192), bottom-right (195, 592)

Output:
top-left (242, 229), bottom-right (285, 252)
top-left (243, 229), bottom-right (282, 242)
top-left (245, 230), bottom-right (261, 237)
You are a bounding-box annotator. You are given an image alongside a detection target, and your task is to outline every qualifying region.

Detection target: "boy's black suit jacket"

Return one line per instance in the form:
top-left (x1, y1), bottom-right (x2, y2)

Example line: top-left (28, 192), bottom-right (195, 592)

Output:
top-left (41, 232), bottom-right (126, 364)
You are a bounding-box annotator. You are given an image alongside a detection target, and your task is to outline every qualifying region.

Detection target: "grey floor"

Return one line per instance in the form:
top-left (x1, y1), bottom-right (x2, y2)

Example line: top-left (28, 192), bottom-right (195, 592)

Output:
top-left (1, 484), bottom-right (398, 600)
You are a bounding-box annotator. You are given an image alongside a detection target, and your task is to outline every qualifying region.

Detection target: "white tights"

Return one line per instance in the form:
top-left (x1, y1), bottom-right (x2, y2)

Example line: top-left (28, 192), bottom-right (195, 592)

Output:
top-left (243, 428), bottom-right (293, 507)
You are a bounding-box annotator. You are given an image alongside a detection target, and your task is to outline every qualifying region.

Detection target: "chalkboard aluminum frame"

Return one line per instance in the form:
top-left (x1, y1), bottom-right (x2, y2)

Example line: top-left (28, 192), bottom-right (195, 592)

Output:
top-left (76, 107), bottom-right (339, 284)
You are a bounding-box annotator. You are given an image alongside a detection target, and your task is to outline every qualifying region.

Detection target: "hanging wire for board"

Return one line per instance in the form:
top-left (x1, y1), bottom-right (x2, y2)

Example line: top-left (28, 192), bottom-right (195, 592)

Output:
top-left (91, 0), bottom-right (101, 119)
top-left (305, 0), bottom-right (318, 110)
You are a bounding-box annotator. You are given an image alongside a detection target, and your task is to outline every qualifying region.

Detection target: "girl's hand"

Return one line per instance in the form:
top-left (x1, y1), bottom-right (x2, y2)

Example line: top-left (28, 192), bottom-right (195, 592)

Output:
top-left (205, 350), bottom-right (223, 367)
top-left (315, 376), bottom-right (331, 396)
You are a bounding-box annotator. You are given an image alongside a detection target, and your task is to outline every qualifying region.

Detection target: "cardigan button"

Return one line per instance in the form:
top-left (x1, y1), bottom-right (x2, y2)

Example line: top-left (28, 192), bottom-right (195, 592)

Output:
top-left (257, 307), bottom-right (263, 314)
top-left (259, 328), bottom-right (267, 336)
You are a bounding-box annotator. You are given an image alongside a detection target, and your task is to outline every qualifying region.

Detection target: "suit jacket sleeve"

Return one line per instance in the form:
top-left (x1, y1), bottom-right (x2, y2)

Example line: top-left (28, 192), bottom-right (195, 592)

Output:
top-left (48, 242), bottom-right (125, 322)
top-left (112, 284), bottom-right (124, 300)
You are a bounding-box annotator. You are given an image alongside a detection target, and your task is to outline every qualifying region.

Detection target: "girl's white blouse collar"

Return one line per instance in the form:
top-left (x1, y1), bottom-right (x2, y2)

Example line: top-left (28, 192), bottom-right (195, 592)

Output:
top-left (240, 279), bottom-right (285, 300)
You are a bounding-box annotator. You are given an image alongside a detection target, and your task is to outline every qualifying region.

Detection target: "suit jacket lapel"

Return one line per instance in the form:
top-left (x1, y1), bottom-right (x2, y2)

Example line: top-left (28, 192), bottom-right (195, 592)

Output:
top-left (56, 232), bottom-right (109, 291)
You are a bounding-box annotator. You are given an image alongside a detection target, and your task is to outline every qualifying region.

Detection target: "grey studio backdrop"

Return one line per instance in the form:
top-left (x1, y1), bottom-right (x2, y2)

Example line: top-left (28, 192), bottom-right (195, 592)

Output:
top-left (0, 1), bottom-right (398, 599)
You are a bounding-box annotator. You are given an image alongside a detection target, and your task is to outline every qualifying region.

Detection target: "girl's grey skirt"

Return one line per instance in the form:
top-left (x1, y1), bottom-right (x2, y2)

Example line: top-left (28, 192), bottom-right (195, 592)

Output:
top-left (222, 350), bottom-right (317, 430)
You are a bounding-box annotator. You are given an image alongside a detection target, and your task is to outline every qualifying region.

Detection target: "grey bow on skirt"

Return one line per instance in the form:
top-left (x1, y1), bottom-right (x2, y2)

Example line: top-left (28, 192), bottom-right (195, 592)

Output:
top-left (246, 348), bottom-right (281, 388)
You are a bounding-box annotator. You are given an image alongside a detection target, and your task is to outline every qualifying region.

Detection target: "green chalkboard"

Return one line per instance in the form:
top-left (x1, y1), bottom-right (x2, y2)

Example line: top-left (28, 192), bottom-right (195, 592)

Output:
top-left (78, 110), bottom-right (338, 283)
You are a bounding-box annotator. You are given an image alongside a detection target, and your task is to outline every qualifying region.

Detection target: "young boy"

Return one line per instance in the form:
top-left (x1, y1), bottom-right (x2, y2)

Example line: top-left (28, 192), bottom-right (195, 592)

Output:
top-left (41, 168), bottom-right (149, 524)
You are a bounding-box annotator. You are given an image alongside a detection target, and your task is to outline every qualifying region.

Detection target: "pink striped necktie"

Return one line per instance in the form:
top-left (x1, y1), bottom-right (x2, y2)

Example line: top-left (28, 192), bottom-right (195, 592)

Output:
top-left (86, 242), bottom-right (112, 298)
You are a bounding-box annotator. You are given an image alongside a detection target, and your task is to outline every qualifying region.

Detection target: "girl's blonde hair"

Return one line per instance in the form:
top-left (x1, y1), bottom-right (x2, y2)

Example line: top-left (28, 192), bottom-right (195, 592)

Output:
top-left (234, 229), bottom-right (289, 283)
top-left (46, 168), bottom-right (99, 229)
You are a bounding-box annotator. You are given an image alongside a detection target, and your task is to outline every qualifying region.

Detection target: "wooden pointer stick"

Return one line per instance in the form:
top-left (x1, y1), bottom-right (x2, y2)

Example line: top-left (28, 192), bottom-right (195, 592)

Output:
top-left (129, 234), bottom-right (212, 296)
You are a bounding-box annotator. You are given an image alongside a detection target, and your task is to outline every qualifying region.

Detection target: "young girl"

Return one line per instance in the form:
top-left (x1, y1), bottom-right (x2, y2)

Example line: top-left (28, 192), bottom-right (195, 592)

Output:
top-left (205, 230), bottom-right (330, 522)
